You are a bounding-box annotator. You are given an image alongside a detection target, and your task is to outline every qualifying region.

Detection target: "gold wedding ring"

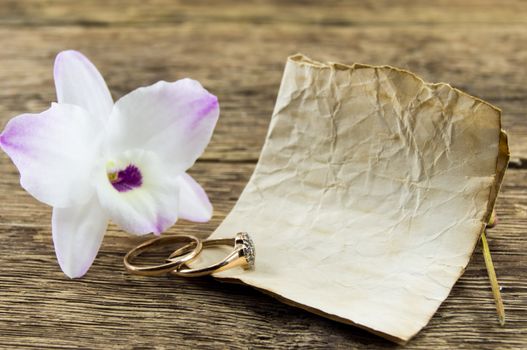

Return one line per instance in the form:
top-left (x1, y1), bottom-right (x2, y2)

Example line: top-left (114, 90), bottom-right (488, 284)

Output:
top-left (169, 232), bottom-right (255, 277)
top-left (123, 234), bottom-right (202, 276)
top-left (123, 232), bottom-right (255, 277)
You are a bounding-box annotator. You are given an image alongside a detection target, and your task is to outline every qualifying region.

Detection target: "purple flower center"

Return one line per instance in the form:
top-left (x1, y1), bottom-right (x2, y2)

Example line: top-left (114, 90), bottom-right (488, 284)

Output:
top-left (109, 164), bottom-right (143, 192)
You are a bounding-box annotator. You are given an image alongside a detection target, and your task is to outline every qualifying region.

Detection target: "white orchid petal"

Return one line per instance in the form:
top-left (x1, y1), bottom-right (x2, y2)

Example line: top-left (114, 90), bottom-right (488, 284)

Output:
top-left (95, 150), bottom-right (179, 235)
top-left (105, 79), bottom-right (219, 172)
top-left (0, 103), bottom-right (102, 207)
top-left (52, 195), bottom-right (109, 278)
top-left (54, 50), bottom-right (113, 121)
top-left (177, 173), bottom-right (212, 222)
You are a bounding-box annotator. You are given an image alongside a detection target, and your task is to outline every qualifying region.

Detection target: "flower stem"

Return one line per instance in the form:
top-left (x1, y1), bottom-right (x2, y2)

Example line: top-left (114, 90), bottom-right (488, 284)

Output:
top-left (481, 229), bottom-right (505, 326)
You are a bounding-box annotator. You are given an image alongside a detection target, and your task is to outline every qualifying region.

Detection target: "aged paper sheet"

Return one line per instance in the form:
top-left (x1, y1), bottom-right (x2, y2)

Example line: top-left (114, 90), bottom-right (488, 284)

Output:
top-left (207, 55), bottom-right (509, 343)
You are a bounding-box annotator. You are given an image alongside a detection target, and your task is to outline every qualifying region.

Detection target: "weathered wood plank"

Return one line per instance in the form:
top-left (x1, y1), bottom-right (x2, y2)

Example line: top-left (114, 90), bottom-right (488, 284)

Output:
top-left (1, 0), bottom-right (527, 27)
top-left (0, 158), bottom-right (525, 349)
top-left (1, 24), bottom-right (527, 161)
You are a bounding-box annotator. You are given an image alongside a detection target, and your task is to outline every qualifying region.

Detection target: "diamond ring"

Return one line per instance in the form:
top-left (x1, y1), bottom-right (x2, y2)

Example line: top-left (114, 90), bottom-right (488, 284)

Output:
top-left (168, 232), bottom-right (255, 277)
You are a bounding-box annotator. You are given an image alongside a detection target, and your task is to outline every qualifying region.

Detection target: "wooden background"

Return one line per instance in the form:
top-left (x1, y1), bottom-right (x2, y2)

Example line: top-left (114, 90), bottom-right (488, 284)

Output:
top-left (0, 1), bottom-right (526, 349)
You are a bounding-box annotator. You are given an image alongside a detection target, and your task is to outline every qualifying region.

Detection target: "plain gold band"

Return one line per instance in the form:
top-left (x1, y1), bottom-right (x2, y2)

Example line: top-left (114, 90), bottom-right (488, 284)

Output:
top-left (123, 235), bottom-right (202, 276)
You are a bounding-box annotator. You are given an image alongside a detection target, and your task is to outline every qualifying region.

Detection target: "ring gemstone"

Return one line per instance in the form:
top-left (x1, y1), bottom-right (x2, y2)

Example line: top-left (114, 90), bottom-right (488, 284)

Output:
top-left (238, 232), bottom-right (255, 269)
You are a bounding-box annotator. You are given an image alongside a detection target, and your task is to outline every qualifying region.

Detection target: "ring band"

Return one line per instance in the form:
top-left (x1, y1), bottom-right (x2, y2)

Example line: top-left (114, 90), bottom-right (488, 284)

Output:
top-left (169, 232), bottom-right (255, 277)
top-left (123, 234), bottom-right (202, 276)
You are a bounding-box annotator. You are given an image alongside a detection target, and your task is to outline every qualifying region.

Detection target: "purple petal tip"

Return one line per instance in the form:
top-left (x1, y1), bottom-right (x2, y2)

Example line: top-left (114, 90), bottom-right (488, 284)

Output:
top-left (153, 216), bottom-right (173, 234)
top-left (190, 94), bottom-right (219, 128)
top-left (0, 132), bottom-right (6, 148)
top-left (0, 122), bottom-right (28, 154)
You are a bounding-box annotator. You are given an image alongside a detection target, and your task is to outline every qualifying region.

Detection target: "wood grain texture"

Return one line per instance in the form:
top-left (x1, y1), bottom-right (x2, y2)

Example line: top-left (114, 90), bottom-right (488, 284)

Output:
top-left (0, 1), bottom-right (525, 349)
top-left (1, 0), bottom-right (527, 27)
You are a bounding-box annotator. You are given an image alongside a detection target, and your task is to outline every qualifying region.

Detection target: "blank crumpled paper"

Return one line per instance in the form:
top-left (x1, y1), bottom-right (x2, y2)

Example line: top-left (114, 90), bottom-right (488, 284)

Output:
top-left (207, 54), bottom-right (509, 343)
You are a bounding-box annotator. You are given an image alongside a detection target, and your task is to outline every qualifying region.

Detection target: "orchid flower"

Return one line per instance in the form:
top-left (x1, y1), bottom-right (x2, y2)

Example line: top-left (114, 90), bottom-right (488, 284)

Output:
top-left (0, 50), bottom-right (219, 278)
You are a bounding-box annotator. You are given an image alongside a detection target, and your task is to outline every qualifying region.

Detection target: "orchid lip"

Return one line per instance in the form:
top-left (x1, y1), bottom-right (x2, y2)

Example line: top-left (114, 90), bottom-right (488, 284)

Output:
top-left (108, 164), bottom-right (143, 192)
